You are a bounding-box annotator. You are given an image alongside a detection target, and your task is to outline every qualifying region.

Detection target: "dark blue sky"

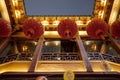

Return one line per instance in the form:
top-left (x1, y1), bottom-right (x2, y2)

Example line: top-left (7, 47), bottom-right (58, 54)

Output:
top-left (24, 0), bottom-right (95, 16)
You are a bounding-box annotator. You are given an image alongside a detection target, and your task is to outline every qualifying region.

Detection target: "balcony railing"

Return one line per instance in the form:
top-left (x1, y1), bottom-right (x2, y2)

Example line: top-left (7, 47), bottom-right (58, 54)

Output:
top-left (40, 52), bottom-right (80, 60)
top-left (0, 52), bottom-right (120, 64)
top-left (88, 52), bottom-right (120, 63)
top-left (0, 53), bottom-right (32, 64)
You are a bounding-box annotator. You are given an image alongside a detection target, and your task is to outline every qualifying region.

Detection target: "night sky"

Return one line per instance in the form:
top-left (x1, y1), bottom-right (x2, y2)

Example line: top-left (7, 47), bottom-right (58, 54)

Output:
top-left (24, 0), bottom-right (95, 16)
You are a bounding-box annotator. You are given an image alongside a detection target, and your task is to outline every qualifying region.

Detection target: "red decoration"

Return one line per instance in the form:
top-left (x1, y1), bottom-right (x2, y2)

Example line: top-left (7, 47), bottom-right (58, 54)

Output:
top-left (23, 19), bottom-right (44, 39)
top-left (0, 18), bottom-right (12, 37)
top-left (57, 19), bottom-right (78, 39)
top-left (86, 19), bottom-right (108, 39)
top-left (111, 20), bottom-right (120, 38)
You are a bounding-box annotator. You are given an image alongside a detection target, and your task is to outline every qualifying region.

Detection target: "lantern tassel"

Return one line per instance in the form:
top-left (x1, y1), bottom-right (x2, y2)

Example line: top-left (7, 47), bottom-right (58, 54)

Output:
top-left (99, 34), bottom-right (105, 40)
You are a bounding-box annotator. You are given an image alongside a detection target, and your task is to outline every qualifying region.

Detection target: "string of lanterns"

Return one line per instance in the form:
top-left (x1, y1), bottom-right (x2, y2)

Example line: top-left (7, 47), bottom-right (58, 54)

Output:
top-left (0, 18), bottom-right (120, 39)
top-left (57, 18), bottom-right (120, 40)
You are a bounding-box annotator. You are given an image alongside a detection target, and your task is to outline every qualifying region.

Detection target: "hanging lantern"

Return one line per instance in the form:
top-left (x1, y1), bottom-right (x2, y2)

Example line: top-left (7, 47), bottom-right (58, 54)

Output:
top-left (0, 18), bottom-right (12, 37)
top-left (36, 76), bottom-right (48, 80)
top-left (111, 20), bottom-right (120, 38)
top-left (86, 19), bottom-right (108, 39)
top-left (57, 19), bottom-right (78, 39)
top-left (23, 19), bottom-right (44, 39)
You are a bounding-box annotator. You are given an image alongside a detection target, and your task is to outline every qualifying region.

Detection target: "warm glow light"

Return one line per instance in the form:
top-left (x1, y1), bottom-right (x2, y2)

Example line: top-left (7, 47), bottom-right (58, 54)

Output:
top-left (86, 20), bottom-right (91, 24)
top-left (33, 41), bottom-right (37, 45)
top-left (15, 10), bottom-right (21, 19)
top-left (0, 61), bottom-right (120, 73)
top-left (108, 0), bottom-right (120, 25)
top-left (85, 41), bottom-right (91, 45)
top-left (44, 31), bottom-right (60, 38)
top-left (44, 31), bottom-right (58, 35)
top-left (100, 44), bottom-right (106, 54)
top-left (0, 0), bottom-right (10, 22)
top-left (45, 42), bottom-right (48, 46)
top-left (91, 44), bottom-right (97, 51)
top-left (53, 20), bottom-right (60, 25)
top-left (98, 10), bottom-right (104, 19)
top-left (101, 0), bottom-right (107, 6)
top-left (78, 31), bottom-right (88, 36)
top-left (35, 61), bottom-right (86, 72)
top-left (12, 0), bottom-right (18, 7)
top-left (76, 20), bottom-right (83, 25)
top-left (44, 31), bottom-right (88, 38)
top-left (22, 45), bottom-right (28, 52)
top-left (45, 41), bottom-right (60, 46)
top-left (55, 41), bottom-right (60, 46)
top-left (41, 20), bottom-right (49, 26)
top-left (118, 14), bottom-right (120, 20)
top-left (0, 61), bottom-right (30, 73)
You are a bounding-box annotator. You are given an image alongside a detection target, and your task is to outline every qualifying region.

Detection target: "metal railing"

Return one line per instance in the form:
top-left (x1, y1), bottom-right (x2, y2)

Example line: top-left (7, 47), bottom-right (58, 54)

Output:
top-left (40, 52), bottom-right (80, 60)
top-left (0, 52), bottom-right (120, 64)
top-left (0, 53), bottom-right (32, 64)
top-left (88, 52), bottom-right (120, 63)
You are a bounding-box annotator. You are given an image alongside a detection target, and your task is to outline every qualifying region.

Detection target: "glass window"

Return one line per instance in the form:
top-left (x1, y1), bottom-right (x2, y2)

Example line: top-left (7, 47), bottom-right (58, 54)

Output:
top-left (41, 39), bottom-right (78, 53)
top-left (0, 39), bottom-right (38, 62)
top-left (41, 40), bottom-right (61, 53)
top-left (40, 39), bottom-right (80, 60)
top-left (83, 39), bottom-right (119, 57)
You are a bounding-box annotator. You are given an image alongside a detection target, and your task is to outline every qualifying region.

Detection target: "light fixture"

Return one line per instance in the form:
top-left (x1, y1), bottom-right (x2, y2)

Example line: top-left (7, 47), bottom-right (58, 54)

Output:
top-left (76, 17), bottom-right (83, 25)
top-left (41, 17), bottom-right (49, 26)
top-left (86, 20), bottom-right (91, 24)
top-left (15, 10), bottom-right (21, 19)
top-left (85, 41), bottom-right (91, 45)
top-left (53, 17), bottom-right (60, 25)
top-left (33, 41), bottom-right (37, 45)
top-left (101, 0), bottom-right (107, 6)
top-left (91, 43), bottom-right (97, 51)
top-left (98, 10), bottom-right (104, 19)
top-left (22, 45), bottom-right (28, 52)
top-left (12, 0), bottom-right (18, 7)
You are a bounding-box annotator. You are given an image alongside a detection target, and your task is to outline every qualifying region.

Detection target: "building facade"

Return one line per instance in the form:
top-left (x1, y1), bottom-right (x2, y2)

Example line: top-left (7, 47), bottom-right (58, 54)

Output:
top-left (0, 0), bottom-right (120, 80)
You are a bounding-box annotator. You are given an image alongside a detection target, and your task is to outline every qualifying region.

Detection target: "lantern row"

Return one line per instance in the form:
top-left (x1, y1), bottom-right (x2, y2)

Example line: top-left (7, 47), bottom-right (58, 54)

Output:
top-left (0, 18), bottom-right (120, 39)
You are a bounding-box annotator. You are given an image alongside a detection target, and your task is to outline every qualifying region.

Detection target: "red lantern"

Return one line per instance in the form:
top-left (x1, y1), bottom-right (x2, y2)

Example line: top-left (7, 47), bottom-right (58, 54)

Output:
top-left (111, 20), bottom-right (120, 38)
top-left (23, 19), bottom-right (44, 39)
top-left (0, 18), bottom-right (12, 37)
top-left (57, 19), bottom-right (78, 39)
top-left (86, 19), bottom-right (108, 39)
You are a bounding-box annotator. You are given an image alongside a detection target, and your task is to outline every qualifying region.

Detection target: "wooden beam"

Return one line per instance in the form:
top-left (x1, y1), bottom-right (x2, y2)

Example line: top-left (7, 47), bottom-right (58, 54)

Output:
top-left (76, 36), bottom-right (93, 72)
top-left (109, 36), bottom-right (120, 54)
top-left (28, 37), bottom-right (44, 72)
top-left (0, 72), bottom-right (120, 79)
top-left (4, 0), bottom-right (15, 25)
top-left (0, 38), bottom-right (10, 53)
